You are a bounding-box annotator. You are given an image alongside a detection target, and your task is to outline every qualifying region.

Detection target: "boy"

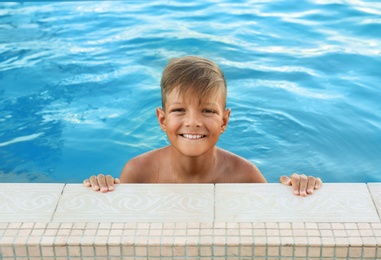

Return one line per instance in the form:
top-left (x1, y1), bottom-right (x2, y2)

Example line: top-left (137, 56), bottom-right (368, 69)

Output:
top-left (84, 56), bottom-right (322, 196)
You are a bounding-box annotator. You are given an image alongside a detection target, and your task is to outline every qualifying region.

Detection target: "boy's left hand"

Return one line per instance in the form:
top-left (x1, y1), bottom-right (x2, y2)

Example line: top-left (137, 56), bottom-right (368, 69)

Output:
top-left (280, 174), bottom-right (322, 196)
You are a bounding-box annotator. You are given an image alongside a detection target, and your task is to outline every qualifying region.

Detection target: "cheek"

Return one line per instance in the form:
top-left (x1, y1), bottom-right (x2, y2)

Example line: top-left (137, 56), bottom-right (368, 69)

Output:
top-left (165, 118), bottom-right (181, 131)
top-left (207, 120), bottom-right (224, 133)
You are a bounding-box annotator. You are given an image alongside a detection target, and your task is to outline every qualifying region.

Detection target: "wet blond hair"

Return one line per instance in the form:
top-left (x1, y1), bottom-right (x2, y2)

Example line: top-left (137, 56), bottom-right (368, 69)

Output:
top-left (160, 56), bottom-right (227, 109)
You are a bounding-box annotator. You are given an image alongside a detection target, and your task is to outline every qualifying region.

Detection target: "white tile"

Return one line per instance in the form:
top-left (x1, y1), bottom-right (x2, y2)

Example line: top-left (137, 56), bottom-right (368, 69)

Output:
top-left (52, 184), bottom-right (214, 222)
top-left (0, 183), bottom-right (65, 222)
top-left (368, 183), bottom-right (381, 220)
top-left (215, 183), bottom-right (380, 222)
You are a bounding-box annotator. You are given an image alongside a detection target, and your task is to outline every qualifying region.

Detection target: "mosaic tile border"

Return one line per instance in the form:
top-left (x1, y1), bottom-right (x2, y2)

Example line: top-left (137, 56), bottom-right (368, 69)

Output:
top-left (1, 222), bottom-right (381, 259)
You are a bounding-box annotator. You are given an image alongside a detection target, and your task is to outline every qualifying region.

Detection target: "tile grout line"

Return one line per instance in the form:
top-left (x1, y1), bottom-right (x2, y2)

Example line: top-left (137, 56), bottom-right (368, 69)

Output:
top-left (50, 183), bottom-right (66, 223)
top-left (213, 184), bottom-right (216, 223)
top-left (212, 184), bottom-right (216, 259)
top-left (366, 183), bottom-right (381, 222)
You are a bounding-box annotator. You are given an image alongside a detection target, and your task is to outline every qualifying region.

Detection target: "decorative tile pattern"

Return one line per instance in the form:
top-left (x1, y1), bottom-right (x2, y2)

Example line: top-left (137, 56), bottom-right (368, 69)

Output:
top-left (0, 183), bottom-right (64, 222)
top-left (52, 184), bottom-right (214, 222)
top-left (368, 183), bottom-right (381, 217)
top-left (215, 183), bottom-right (380, 222)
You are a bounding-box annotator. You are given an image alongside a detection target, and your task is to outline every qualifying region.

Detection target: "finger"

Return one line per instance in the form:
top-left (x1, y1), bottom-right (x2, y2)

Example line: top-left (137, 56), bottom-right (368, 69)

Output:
top-left (290, 173), bottom-right (300, 196)
top-left (89, 175), bottom-right (100, 191)
top-left (115, 178), bottom-right (121, 184)
top-left (298, 174), bottom-right (308, 197)
top-left (105, 175), bottom-right (115, 191)
top-left (97, 174), bottom-right (108, 193)
top-left (315, 177), bottom-right (323, 189)
top-left (83, 179), bottom-right (91, 187)
top-left (279, 175), bottom-right (292, 186)
top-left (307, 176), bottom-right (316, 194)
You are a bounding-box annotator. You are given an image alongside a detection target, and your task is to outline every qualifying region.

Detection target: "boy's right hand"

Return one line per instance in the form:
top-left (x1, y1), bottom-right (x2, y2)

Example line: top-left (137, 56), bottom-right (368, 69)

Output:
top-left (83, 174), bottom-right (120, 193)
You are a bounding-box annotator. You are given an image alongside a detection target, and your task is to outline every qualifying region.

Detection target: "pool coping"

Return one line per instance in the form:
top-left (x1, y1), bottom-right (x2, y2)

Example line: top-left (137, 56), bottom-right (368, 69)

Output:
top-left (1, 182), bottom-right (381, 259)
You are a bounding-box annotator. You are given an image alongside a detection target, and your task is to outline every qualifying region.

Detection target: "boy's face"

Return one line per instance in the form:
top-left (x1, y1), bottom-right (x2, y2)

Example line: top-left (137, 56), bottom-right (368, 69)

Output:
top-left (156, 87), bottom-right (230, 157)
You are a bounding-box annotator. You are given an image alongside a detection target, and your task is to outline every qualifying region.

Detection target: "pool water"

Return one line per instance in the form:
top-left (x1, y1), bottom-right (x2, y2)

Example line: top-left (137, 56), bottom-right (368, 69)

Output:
top-left (1, 1), bottom-right (380, 183)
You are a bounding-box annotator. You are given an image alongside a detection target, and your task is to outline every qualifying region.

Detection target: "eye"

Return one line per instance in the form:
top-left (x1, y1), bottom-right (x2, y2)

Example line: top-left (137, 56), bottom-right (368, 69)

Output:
top-left (171, 108), bottom-right (185, 113)
top-left (202, 108), bottom-right (217, 114)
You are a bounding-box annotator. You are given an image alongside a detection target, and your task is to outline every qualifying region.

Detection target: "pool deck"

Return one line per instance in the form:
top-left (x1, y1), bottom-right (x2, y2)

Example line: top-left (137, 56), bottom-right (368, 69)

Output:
top-left (0, 183), bottom-right (380, 259)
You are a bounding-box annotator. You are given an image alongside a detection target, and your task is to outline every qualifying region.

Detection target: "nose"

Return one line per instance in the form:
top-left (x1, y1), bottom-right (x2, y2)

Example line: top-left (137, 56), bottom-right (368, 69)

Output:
top-left (184, 111), bottom-right (202, 128)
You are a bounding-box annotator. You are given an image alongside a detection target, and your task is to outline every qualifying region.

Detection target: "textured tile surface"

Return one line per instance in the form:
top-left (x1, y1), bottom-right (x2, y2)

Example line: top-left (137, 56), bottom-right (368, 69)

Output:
top-left (0, 183), bottom-right (64, 222)
top-left (53, 184), bottom-right (214, 222)
top-left (368, 183), bottom-right (381, 217)
top-left (1, 221), bottom-right (380, 259)
top-left (215, 183), bottom-right (380, 222)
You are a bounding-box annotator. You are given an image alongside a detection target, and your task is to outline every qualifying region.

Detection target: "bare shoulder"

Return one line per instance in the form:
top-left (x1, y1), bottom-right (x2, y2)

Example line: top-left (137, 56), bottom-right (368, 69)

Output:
top-left (119, 148), bottom-right (165, 183)
top-left (216, 148), bottom-right (267, 183)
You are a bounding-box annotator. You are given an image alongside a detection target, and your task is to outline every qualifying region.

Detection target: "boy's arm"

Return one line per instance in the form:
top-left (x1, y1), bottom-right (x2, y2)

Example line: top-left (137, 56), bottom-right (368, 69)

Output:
top-left (239, 154), bottom-right (322, 196)
top-left (119, 158), bottom-right (142, 183)
top-left (280, 174), bottom-right (322, 196)
top-left (83, 151), bottom-right (158, 192)
top-left (83, 157), bottom-right (143, 192)
top-left (246, 163), bottom-right (267, 183)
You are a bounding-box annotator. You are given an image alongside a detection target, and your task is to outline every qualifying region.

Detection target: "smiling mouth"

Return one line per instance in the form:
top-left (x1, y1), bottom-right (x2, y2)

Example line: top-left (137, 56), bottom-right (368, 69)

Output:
top-left (180, 134), bottom-right (206, 140)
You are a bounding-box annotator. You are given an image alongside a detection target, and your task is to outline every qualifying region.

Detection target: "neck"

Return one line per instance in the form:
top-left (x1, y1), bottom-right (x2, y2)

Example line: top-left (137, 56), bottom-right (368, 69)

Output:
top-left (169, 147), bottom-right (217, 183)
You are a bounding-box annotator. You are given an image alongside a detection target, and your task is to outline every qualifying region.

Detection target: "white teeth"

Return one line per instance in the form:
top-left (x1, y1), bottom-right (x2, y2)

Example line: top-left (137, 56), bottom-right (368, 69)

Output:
top-left (183, 134), bottom-right (204, 139)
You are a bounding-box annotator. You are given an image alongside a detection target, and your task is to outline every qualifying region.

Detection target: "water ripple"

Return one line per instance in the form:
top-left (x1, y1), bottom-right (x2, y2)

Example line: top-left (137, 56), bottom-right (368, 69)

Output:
top-left (0, 0), bottom-right (380, 182)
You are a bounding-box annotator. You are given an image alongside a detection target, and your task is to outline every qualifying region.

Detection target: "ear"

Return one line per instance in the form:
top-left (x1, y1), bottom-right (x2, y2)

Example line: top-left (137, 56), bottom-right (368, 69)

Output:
top-left (156, 107), bottom-right (167, 132)
top-left (221, 108), bottom-right (231, 133)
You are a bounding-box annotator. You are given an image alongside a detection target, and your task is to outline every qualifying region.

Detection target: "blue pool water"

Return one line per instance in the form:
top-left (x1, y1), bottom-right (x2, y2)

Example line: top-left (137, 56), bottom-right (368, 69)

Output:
top-left (1, 1), bottom-right (380, 183)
